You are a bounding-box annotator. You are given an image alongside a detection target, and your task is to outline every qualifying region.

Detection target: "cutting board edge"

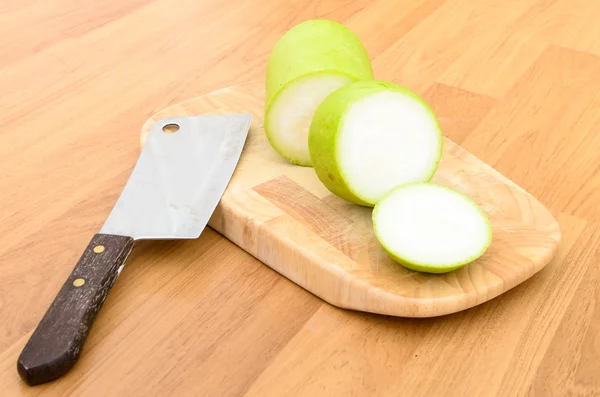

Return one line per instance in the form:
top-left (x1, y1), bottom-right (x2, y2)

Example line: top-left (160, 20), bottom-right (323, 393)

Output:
top-left (207, 196), bottom-right (561, 318)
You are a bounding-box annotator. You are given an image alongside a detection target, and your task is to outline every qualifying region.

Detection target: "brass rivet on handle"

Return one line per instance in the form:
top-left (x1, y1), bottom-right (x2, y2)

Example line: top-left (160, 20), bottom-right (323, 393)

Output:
top-left (93, 245), bottom-right (105, 253)
top-left (73, 278), bottom-right (85, 287)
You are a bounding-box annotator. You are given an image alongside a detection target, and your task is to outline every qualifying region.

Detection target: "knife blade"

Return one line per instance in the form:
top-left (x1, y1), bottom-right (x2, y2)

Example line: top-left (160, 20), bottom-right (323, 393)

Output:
top-left (16, 114), bottom-right (252, 386)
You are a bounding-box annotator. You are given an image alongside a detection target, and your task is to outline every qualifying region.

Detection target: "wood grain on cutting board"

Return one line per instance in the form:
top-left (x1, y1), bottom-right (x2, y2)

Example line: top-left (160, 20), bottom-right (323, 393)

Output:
top-left (140, 80), bottom-right (561, 318)
top-left (1, 1), bottom-right (600, 396)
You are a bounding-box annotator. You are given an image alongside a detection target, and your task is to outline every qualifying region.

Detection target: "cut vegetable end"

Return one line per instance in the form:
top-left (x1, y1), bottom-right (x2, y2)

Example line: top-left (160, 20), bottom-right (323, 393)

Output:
top-left (373, 183), bottom-right (492, 273)
top-left (338, 91), bottom-right (442, 205)
top-left (265, 73), bottom-right (353, 166)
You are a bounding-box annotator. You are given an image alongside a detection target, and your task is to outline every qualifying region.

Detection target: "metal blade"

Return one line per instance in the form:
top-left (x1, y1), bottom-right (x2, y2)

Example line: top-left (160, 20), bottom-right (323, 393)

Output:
top-left (100, 114), bottom-right (251, 240)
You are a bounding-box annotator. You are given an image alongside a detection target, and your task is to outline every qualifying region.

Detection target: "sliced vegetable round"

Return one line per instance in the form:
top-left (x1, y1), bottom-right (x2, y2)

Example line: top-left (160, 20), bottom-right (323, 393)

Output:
top-left (372, 183), bottom-right (492, 273)
top-left (309, 80), bottom-right (443, 206)
top-left (265, 19), bottom-right (374, 166)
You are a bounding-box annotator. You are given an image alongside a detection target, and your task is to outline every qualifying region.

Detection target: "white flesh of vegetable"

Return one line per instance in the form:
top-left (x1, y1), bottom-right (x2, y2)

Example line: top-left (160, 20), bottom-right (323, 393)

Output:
top-left (266, 73), bottom-right (352, 165)
top-left (338, 91), bottom-right (442, 204)
top-left (373, 183), bottom-right (492, 272)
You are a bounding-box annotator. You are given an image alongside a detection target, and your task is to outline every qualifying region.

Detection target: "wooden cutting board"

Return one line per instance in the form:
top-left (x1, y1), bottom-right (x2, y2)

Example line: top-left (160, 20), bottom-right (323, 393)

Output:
top-left (140, 80), bottom-right (561, 318)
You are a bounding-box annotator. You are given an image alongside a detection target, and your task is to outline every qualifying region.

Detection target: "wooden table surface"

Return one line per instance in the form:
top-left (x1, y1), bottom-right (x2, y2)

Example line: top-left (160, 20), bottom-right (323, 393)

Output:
top-left (1, 1), bottom-right (599, 396)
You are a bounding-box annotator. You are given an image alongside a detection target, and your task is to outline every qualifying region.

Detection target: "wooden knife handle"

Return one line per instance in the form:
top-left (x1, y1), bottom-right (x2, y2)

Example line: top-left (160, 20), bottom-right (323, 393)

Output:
top-left (17, 233), bottom-right (135, 386)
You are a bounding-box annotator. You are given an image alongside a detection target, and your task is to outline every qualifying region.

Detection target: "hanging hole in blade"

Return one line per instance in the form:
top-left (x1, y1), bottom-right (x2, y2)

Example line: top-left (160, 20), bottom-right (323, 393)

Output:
top-left (162, 123), bottom-right (180, 134)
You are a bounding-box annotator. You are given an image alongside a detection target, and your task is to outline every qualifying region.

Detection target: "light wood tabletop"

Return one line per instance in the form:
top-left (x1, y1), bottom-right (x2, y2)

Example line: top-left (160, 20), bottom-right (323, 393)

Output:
top-left (1, 1), bottom-right (598, 396)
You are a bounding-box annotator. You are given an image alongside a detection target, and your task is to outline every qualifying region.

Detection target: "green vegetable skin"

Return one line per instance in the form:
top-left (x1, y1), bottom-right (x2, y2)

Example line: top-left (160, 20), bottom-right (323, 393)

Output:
top-left (264, 19), bottom-right (374, 166)
top-left (308, 80), bottom-right (443, 206)
top-left (264, 20), bottom-right (491, 273)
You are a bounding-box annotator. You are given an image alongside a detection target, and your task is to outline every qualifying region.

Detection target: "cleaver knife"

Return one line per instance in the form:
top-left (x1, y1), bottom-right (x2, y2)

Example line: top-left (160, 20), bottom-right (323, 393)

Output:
top-left (17, 114), bottom-right (252, 386)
